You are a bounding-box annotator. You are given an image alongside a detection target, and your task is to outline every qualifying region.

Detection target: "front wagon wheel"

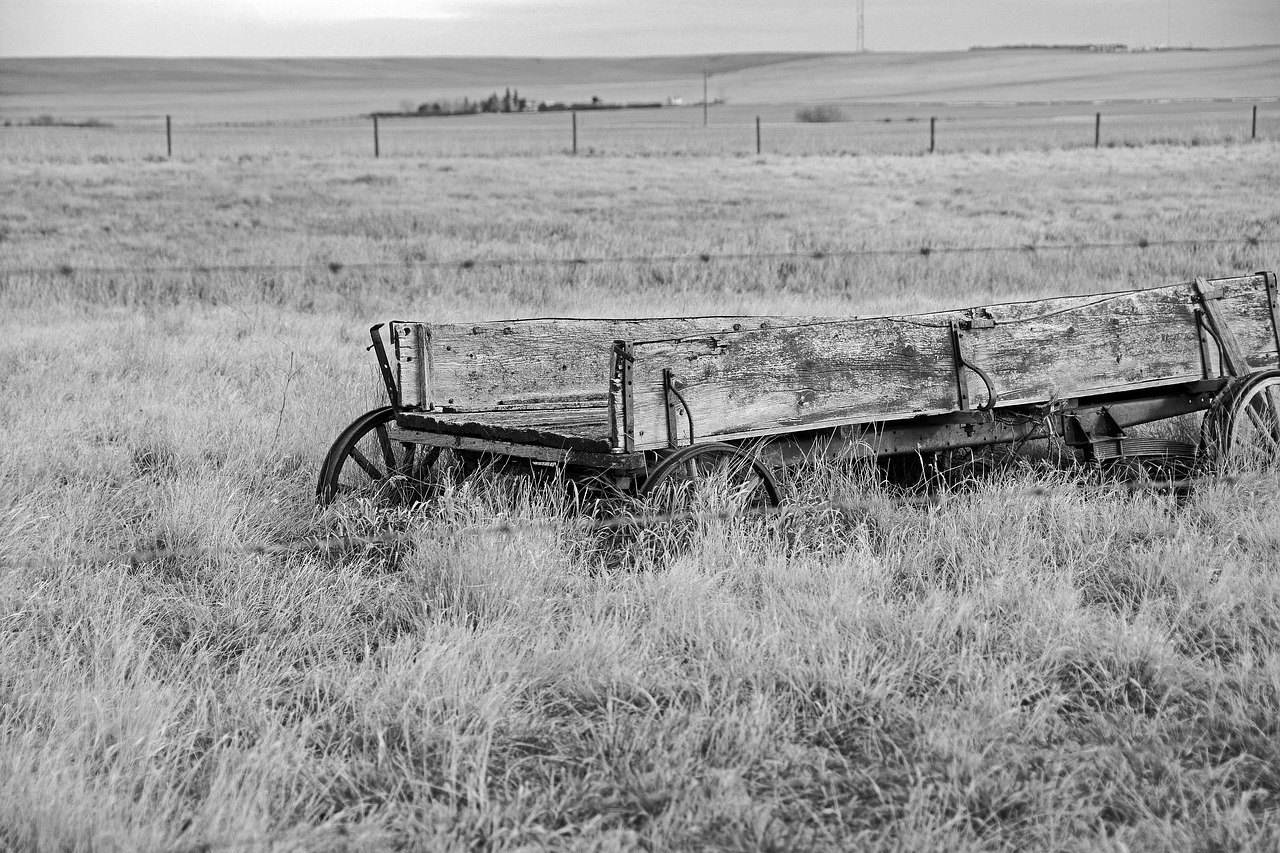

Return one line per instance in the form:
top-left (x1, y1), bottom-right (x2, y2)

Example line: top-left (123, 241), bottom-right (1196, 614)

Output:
top-left (317, 406), bottom-right (441, 506)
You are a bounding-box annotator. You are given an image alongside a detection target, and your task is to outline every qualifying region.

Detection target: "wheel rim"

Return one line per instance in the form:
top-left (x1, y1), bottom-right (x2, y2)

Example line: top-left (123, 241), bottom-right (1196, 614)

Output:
top-left (1221, 372), bottom-right (1280, 473)
top-left (640, 442), bottom-right (781, 518)
top-left (317, 407), bottom-right (445, 506)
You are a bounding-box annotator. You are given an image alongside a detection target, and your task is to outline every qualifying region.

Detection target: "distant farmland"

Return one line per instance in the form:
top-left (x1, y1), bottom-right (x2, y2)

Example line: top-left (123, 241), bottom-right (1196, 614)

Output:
top-left (1, 47), bottom-right (1277, 123)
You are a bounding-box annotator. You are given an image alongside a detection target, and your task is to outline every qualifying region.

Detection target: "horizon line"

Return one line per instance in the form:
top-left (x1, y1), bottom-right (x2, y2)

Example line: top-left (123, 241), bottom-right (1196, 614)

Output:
top-left (4, 44), bottom-right (1279, 61)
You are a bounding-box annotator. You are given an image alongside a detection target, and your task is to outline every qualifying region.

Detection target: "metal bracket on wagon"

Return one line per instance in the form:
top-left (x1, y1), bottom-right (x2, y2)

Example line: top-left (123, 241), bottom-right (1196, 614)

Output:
top-left (663, 369), bottom-right (695, 448)
top-left (949, 320), bottom-right (999, 412)
top-left (368, 324), bottom-right (400, 409)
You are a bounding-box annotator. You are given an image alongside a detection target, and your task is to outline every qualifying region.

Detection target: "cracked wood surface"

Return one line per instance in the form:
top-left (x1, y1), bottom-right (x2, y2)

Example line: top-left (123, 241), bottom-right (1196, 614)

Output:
top-left (621, 274), bottom-right (1278, 451)
top-left (395, 407), bottom-right (613, 452)
top-left (393, 316), bottom-right (819, 413)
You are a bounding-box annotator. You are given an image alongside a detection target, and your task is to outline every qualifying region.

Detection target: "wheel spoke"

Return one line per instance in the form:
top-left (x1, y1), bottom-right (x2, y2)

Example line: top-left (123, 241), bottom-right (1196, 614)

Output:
top-left (1211, 372), bottom-right (1280, 472)
top-left (348, 446), bottom-right (385, 481)
top-left (375, 423), bottom-right (397, 470)
top-left (642, 443), bottom-right (780, 515)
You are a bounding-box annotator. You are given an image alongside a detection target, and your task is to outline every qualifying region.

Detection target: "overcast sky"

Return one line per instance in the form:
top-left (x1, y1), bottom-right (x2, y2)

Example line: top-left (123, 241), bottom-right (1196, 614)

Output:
top-left (1, 0), bottom-right (1276, 56)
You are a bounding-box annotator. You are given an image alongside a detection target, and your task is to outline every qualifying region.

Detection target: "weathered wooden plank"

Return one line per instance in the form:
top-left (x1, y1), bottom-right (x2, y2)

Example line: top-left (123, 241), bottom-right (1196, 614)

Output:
top-left (619, 274), bottom-right (1278, 451)
top-left (395, 406), bottom-right (613, 452)
top-left (623, 318), bottom-right (960, 451)
top-left (958, 286), bottom-right (1203, 406)
top-left (393, 316), bottom-right (819, 413)
top-left (393, 322), bottom-right (425, 410)
top-left (387, 424), bottom-right (641, 470)
top-left (1200, 274), bottom-right (1280, 375)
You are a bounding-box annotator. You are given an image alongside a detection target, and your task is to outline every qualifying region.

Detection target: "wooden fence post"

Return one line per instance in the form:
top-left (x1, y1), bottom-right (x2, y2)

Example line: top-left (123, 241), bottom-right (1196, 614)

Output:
top-left (1095, 112), bottom-right (1101, 148)
top-left (165, 114), bottom-right (172, 158)
top-left (703, 71), bottom-right (708, 127)
top-left (756, 116), bottom-right (761, 155)
top-left (930, 116), bottom-right (936, 154)
top-left (373, 115), bottom-right (380, 158)
top-left (572, 111), bottom-right (578, 154)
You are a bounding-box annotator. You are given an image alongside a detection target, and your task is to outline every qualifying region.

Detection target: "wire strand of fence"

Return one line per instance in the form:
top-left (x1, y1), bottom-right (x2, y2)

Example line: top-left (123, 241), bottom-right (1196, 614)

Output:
top-left (2, 471), bottom-right (1272, 573)
top-left (1, 237), bottom-right (1271, 280)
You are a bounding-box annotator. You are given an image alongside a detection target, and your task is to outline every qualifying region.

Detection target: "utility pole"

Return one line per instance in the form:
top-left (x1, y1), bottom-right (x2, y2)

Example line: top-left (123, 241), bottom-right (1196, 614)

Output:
top-left (857, 0), bottom-right (866, 52)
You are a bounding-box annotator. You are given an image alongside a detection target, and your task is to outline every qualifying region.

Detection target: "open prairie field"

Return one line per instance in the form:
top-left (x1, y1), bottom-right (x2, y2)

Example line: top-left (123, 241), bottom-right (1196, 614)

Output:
top-left (4, 49), bottom-right (1278, 120)
top-left (2, 135), bottom-right (1280, 850)
top-left (2, 48), bottom-right (1277, 159)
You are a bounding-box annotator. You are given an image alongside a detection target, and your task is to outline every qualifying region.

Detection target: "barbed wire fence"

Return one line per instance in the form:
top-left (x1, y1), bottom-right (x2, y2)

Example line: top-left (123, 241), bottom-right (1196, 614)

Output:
top-left (1, 98), bottom-right (1273, 160)
top-left (1, 236), bottom-right (1274, 282)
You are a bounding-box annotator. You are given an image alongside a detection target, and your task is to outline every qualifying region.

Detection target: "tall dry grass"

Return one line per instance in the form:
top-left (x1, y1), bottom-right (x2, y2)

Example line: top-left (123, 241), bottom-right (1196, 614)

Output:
top-left (1, 143), bottom-right (1279, 850)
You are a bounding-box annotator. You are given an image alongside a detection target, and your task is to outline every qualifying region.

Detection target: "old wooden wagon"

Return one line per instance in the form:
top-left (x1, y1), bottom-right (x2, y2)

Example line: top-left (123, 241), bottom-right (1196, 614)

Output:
top-left (318, 271), bottom-right (1280, 508)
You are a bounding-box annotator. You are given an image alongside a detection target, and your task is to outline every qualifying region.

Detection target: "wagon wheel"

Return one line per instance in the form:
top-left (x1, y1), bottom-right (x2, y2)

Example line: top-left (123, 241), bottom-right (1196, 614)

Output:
top-left (589, 442), bottom-right (781, 566)
top-left (317, 406), bottom-right (462, 506)
top-left (639, 442), bottom-right (781, 519)
top-left (1203, 370), bottom-right (1280, 474)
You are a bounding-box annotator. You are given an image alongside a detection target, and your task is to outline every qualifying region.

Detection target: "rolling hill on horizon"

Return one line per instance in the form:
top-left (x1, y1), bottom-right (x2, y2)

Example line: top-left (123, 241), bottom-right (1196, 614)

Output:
top-left (2, 47), bottom-right (1277, 123)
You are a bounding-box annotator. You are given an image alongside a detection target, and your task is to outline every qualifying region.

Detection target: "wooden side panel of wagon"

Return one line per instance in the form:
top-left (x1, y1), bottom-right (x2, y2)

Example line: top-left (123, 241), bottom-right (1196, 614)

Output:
top-left (615, 273), bottom-right (1280, 452)
top-left (391, 315), bottom-right (822, 414)
top-left (617, 318), bottom-right (960, 450)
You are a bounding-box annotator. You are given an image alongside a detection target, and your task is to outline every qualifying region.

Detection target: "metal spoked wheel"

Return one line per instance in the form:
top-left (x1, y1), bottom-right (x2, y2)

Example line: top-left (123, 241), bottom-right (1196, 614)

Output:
top-left (639, 442), bottom-right (781, 518)
top-left (317, 406), bottom-right (460, 506)
top-left (596, 442), bottom-right (781, 567)
top-left (1204, 370), bottom-right (1280, 474)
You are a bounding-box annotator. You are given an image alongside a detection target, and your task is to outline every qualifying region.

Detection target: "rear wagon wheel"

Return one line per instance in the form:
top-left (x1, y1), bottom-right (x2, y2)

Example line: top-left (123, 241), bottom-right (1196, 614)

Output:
top-left (640, 442), bottom-right (781, 516)
top-left (317, 406), bottom-right (440, 506)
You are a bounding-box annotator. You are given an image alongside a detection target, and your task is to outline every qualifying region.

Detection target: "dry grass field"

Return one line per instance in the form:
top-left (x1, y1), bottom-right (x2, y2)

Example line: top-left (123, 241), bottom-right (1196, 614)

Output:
top-left (2, 116), bottom-right (1280, 850)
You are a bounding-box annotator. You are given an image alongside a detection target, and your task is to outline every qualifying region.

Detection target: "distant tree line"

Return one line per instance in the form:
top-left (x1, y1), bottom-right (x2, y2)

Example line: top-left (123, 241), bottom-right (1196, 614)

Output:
top-left (383, 90), bottom-right (669, 118)
top-left (415, 89), bottom-right (531, 117)
top-left (4, 115), bottom-right (113, 128)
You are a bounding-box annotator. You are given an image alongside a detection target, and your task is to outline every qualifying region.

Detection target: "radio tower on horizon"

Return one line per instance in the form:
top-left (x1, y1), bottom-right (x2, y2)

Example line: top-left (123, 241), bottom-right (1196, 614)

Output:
top-left (857, 0), bottom-right (866, 52)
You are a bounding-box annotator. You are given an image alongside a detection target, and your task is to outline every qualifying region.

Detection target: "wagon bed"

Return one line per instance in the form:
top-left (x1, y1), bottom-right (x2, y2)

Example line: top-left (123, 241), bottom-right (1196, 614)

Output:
top-left (319, 271), bottom-right (1280, 504)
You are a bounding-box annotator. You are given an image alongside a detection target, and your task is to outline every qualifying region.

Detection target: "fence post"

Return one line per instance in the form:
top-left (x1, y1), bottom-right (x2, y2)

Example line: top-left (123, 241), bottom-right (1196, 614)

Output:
top-left (703, 71), bottom-right (709, 127)
top-left (1253, 104), bottom-right (1258, 140)
top-left (372, 115), bottom-right (380, 158)
top-left (572, 111), bottom-right (578, 154)
top-left (165, 114), bottom-right (172, 158)
top-left (1095, 112), bottom-right (1101, 148)
top-left (930, 116), bottom-right (936, 154)
top-left (756, 116), bottom-right (761, 155)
